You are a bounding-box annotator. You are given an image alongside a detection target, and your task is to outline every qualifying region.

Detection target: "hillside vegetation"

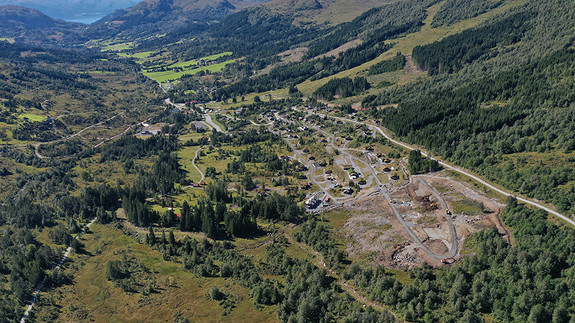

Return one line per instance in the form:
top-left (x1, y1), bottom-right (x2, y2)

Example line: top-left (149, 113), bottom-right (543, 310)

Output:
top-left (3, 0), bottom-right (575, 322)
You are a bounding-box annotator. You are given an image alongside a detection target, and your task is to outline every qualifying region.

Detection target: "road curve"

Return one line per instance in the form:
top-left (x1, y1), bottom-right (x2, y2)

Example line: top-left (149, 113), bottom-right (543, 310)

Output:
top-left (330, 115), bottom-right (575, 227)
top-left (204, 114), bottom-right (224, 133)
top-left (192, 146), bottom-right (205, 182)
top-left (20, 218), bottom-right (97, 323)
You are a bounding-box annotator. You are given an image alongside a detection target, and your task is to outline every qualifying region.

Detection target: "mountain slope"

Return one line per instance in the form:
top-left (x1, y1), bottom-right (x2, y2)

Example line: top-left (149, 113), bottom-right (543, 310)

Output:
top-left (0, 0), bottom-right (140, 23)
top-left (263, 0), bottom-right (398, 25)
top-left (0, 5), bottom-right (85, 45)
top-left (0, 4), bottom-right (71, 28)
top-left (91, 0), bottom-right (272, 38)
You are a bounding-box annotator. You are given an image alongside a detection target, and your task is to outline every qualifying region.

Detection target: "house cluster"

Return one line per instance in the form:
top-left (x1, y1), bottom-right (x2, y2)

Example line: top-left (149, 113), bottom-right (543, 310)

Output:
top-left (136, 123), bottom-right (163, 136)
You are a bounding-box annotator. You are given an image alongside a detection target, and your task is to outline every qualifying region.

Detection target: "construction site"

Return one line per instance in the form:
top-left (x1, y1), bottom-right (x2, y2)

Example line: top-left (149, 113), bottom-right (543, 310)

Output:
top-left (337, 173), bottom-right (508, 269)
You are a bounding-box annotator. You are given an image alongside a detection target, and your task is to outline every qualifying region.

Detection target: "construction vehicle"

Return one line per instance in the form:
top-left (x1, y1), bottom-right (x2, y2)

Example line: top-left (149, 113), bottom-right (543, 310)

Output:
top-left (445, 208), bottom-right (451, 215)
top-left (441, 257), bottom-right (455, 264)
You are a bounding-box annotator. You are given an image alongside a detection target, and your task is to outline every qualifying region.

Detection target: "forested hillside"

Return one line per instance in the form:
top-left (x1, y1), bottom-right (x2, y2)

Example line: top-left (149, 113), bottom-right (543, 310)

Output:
top-left (360, 0), bottom-right (575, 215)
top-left (3, 0), bottom-right (575, 322)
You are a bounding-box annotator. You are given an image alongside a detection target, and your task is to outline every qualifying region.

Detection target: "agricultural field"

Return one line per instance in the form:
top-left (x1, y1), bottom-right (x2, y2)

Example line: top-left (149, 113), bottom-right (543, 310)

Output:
top-left (141, 53), bottom-right (235, 83)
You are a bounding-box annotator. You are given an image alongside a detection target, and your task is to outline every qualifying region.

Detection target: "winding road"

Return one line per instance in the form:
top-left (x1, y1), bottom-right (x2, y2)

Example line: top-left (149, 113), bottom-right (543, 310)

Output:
top-left (192, 146), bottom-right (205, 182)
top-left (327, 115), bottom-right (575, 227)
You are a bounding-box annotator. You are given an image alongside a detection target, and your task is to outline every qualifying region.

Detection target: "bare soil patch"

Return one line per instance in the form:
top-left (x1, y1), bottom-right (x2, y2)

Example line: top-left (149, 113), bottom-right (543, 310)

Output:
top-left (336, 173), bottom-right (508, 269)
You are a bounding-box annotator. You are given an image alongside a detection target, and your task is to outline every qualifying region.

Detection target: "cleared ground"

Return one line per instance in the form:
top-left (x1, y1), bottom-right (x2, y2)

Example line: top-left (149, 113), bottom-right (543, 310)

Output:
top-left (329, 172), bottom-right (507, 269)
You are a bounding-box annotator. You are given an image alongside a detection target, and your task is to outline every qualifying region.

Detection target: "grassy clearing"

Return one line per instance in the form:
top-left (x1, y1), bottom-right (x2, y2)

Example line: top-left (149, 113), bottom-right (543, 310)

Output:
top-left (119, 51), bottom-right (155, 59)
top-left (101, 42), bottom-right (134, 52)
top-left (386, 267), bottom-right (413, 284)
top-left (167, 52), bottom-right (232, 69)
top-left (143, 60), bottom-right (236, 83)
top-left (178, 145), bottom-right (204, 183)
top-left (207, 88), bottom-right (290, 110)
top-left (452, 199), bottom-right (485, 216)
top-left (18, 113), bottom-right (47, 122)
top-left (35, 223), bottom-right (277, 322)
top-left (87, 71), bottom-right (117, 75)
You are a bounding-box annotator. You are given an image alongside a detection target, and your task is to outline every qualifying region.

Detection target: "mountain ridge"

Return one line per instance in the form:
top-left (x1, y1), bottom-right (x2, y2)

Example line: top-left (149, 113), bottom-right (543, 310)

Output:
top-left (91, 0), bottom-right (272, 37)
top-left (0, 0), bottom-right (140, 23)
top-left (0, 4), bottom-right (87, 45)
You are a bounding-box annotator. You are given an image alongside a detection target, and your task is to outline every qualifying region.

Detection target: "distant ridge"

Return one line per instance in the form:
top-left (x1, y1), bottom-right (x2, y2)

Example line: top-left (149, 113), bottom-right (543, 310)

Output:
top-left (0, 0), bottom-right (140, 23)
top-left (91, 0), bottom-right (272, 37)
top-left (0, 5), bottom-right (86, 45)
top-left (0, 5), bottom-right (72, 29)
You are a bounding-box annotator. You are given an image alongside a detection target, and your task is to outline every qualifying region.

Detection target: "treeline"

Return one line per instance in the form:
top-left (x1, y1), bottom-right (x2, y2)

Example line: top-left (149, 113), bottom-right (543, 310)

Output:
top-left (211, 39), bottom-right (390, 101)
top-left (313, 77), bottom-right (370, 100)
top-left (368, 53), bottom-right (406, 75)
top-left (408, 150), bottom-right (440, 174)
top-left (413, 12), bottom-right (532, 75)
top-left (169, 180), bottom-right (303, 238)
top-left (306, 0), bottom-right (439, 58)
top-left (294, 218), bottom-right (347, 269)
top-left (0, 41), bottom-right (104, 64)
top-left (0, 227), bottom-right (61, 319)
top-left (431, 0), bottom-right (504, 27)
top-left (344, 199), bottom-right (575, 321)
top-left (0, 173), bottom-right (126, 320)
top-left (208, 0), bottom-right (448, 102)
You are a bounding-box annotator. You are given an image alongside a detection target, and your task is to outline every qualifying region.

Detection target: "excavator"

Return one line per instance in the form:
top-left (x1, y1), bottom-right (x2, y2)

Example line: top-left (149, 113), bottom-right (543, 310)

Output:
top-left (445, 208), bottom-right (452, 215)
top-left (441, 257), bottom-right (455, 265)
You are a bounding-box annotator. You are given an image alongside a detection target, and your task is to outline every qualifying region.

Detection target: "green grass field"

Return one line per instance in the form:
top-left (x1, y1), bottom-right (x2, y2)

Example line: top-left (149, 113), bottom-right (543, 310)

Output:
top-left (143, 59), bottom-right (236, 83)
top-left (18, 113), bottom-right (47, 122)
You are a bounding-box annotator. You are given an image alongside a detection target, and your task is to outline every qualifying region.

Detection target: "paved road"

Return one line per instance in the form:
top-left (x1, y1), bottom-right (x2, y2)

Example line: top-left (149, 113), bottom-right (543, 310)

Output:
top-left (204, 114), bottom-right (224, 133)
top-left (192, 146), bottom-right (205, 182)
top-left (21, 218), bottom-right (97, 323)
top-left (328, 115), bottom-right (575, 227)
